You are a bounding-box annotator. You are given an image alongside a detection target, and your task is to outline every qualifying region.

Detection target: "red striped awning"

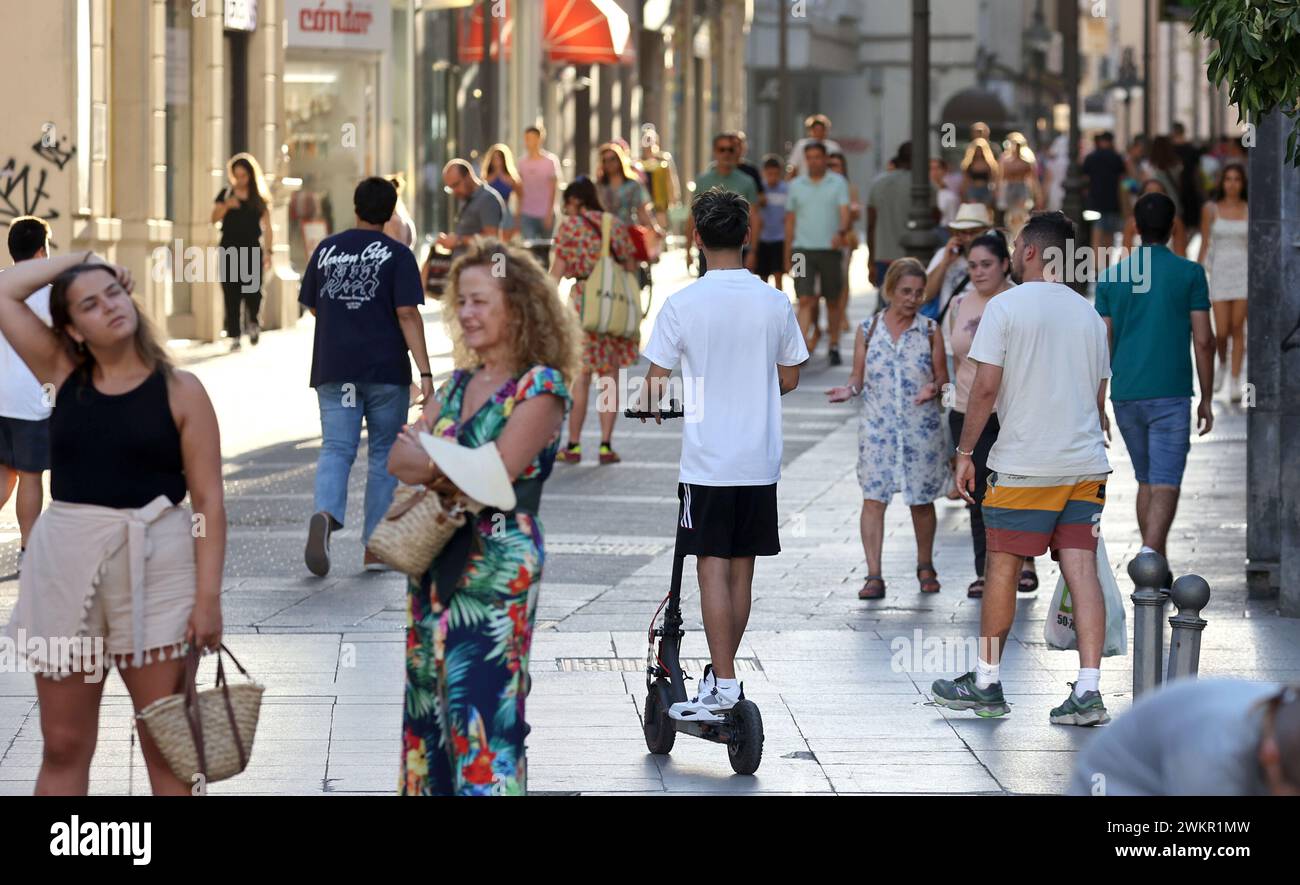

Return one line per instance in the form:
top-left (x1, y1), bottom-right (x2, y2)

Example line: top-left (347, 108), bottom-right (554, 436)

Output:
top-left (458, 0), bottom-right (633, 66)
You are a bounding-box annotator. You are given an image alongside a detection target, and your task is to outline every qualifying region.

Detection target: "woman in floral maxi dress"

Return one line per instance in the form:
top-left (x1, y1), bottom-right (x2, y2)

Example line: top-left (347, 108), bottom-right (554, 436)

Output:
top-left (389, 240), bottom-right (581, 795)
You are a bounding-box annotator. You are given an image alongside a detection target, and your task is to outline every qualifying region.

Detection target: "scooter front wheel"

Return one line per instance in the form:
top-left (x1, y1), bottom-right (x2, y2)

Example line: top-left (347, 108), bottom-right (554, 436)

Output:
top-left (726, 700), bottom-right (764, 775)
top-left (643, 679), bottom-right (676, 755)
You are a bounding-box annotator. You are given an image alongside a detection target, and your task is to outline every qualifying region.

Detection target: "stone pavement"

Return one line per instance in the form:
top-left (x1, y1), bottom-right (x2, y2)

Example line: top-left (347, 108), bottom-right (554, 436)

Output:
top-left (1, 251), bottom-right (1296, 795)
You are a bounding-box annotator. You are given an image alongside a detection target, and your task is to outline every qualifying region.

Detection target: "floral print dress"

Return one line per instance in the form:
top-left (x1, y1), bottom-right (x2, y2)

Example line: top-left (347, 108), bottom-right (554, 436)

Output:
top-left (553, 209), bottom-right (641, 374)
top-left (856, 313), bottom-right (948, 505)
top-left (400, 365), bottom-right (570, 796)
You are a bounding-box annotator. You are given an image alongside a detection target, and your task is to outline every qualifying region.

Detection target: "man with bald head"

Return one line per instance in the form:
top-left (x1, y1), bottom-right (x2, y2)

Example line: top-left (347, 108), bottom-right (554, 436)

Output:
top-left (1069, 680), bottom-right (1300, 796)
top-left (438, 158), bottom-right (505, 258)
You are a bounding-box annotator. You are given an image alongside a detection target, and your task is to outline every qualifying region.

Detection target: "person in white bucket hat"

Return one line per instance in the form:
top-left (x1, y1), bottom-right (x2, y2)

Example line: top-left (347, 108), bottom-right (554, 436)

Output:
top-left (920, 202), bottom-right (994, 323)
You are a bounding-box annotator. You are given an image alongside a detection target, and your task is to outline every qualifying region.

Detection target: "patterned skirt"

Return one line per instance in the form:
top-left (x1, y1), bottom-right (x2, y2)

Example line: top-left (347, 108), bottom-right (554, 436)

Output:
top-left (582, 331), bottom-right (640, 376)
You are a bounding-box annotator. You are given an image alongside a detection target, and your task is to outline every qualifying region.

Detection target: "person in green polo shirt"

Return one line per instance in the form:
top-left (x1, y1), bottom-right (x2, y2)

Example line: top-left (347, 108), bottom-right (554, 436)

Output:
top-left (687, 133), bottom-right (760, 275)
top-left (1096, 192), bottom-right (1216, 586)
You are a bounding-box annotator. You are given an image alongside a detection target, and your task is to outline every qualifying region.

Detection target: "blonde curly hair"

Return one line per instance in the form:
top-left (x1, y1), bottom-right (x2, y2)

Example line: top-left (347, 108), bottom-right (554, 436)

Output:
top-left (441, 238), bottom-right (583, 386)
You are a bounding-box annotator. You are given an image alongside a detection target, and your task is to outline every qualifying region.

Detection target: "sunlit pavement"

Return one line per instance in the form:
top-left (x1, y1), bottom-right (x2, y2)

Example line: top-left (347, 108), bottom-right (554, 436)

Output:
top-left (1, 249), bottom-right (1290, 795)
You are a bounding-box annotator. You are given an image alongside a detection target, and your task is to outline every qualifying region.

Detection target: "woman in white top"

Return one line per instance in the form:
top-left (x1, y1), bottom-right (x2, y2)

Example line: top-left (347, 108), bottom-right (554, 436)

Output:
top-left (943, 231), bottom-right (1037, 597)
top-left (1197, 162), bottom-right (1249, 401)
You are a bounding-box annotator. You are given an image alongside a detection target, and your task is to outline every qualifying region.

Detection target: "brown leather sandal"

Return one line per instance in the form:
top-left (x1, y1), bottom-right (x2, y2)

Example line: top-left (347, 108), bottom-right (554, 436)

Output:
top-left (859, 575), bottom-right (886, 600)
top-left (917, 564), bottom-right (941, 594)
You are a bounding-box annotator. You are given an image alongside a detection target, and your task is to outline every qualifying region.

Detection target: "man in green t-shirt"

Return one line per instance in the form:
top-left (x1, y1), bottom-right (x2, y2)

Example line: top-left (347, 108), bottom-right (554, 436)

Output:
top-left (1095, 192), bottom-right (1215, 585)
top-left (687, 133), bottom-right (760, 275)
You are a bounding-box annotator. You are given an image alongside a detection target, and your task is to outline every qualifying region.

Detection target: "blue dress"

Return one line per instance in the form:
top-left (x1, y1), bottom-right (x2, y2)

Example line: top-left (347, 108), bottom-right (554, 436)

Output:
top-left (856, 313), bottom-right (948, 504)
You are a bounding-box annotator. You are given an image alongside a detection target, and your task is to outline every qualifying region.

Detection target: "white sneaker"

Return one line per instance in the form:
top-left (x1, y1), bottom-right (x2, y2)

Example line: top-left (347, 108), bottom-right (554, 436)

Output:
top-left (1230, 374), bottom-right (1243, 403)
top-left (669, 681), bottom-right (741, 722)
top-left (1213, 371), bottom-right (1224, 394)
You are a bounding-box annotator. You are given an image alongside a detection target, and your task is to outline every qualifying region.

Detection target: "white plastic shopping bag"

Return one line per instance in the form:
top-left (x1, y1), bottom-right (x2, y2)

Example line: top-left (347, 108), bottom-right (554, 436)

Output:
top-left (1043, 535), bottom-right (1128, 657)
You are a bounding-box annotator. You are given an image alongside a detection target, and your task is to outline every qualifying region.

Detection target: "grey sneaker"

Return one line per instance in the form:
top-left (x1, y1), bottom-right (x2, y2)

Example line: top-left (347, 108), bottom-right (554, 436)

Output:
top-left (931, 671), bottom-right (1010, 718)
top-left (305, 512), bottom-right (332, 577)
top-left (1050, 684), bottom-right (1111, 726)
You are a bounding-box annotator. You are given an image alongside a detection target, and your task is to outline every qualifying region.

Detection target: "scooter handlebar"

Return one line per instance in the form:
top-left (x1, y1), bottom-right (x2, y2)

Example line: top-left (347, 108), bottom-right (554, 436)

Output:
top-left (624, 406), bottom-right (684, 419)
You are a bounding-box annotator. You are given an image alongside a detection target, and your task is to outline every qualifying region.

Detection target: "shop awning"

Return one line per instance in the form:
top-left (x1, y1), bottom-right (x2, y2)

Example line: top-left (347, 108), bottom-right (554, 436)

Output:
top-left (458, 0), bottom-right (633, 66)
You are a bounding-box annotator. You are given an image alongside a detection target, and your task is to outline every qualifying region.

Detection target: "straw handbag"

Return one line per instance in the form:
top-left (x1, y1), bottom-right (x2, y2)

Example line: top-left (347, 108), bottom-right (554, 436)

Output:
top-left (136, 645), bottom-right (262, 785)
top-left (366, 478), bottom-right (480, 578)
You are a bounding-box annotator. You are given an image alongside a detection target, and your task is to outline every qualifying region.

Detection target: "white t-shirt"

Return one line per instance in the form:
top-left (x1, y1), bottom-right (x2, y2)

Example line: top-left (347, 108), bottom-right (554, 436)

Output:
top-left (787, 137), bottom-right (844, 177)
top-left (967, 281), bottom-right (1111, 475)
top-left (0, 284), bottom-right (52, 421)
top-left (642, 269), bottom-right (809, 486)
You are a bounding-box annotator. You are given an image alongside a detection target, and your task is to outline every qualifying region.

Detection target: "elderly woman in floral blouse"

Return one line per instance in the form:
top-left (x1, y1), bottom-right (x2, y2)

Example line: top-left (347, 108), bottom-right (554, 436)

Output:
top-left (548, 177), bottom-right (639, 465)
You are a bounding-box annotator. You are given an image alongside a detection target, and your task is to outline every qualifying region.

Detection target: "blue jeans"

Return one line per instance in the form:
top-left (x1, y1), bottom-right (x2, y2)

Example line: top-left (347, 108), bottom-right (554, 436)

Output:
top-left (1112, 396), bottom-right (1191, 486)
top-left (519, 214), bottom-right (551, 240)
top-left (314, 382), bottom-right (409, 544)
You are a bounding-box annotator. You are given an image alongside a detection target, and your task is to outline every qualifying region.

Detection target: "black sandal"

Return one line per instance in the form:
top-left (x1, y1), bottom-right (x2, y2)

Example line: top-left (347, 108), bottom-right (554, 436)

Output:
top-left (859, 575), bottom-right (886, 600)
top-left (967, 578), bottom-right (985, 599)
top-left (1018, 568), bottom-right (1039, 593)
top-left (917, 564), bottom-right (941, 594)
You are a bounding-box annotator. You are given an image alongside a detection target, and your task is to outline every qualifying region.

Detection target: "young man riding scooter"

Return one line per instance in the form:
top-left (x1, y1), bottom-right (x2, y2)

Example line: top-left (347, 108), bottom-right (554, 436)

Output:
top-left (638, 187), bottom-right (809, 721)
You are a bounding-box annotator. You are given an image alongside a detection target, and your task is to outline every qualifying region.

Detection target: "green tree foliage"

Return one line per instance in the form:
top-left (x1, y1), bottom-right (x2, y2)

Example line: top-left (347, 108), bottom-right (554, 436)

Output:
top-left (1192, 0), bottom-right (1300, 164)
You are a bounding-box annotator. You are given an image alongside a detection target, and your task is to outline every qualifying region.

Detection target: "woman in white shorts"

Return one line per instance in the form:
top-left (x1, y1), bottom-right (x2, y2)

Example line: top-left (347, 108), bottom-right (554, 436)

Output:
top-left (0, 253), bottom-right (225, 795)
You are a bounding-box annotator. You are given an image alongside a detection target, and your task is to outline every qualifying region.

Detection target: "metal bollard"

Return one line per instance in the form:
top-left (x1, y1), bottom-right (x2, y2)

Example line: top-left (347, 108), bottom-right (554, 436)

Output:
top-left (1128, 552), bottom-right (1168, 698)
top-left (1166, 574), bottom-right (1211, 681)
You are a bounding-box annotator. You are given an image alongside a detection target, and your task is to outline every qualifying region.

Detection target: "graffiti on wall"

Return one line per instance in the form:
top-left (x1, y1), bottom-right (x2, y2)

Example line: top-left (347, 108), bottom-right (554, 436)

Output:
top-left (1, 124), bottom-right (77, 222)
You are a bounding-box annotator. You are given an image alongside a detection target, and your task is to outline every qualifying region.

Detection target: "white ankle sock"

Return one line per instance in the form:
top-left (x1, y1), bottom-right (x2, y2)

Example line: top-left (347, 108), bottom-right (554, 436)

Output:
top-left (714, 677), bottom-right (740, 696)
top-left (1075, 668), bottom-right (1101, 696)
top-left (1139, 545), bottom-right (1157, 556)
top-left (975, 658), bottom-right (1000, 690)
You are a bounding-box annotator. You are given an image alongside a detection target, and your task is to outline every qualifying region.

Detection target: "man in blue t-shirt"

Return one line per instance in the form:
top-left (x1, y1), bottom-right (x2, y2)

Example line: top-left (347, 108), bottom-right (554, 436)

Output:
top-left (299, 177), bottom-right (432, 576)
top-left (1095, 192), bottom-right (1215, 586)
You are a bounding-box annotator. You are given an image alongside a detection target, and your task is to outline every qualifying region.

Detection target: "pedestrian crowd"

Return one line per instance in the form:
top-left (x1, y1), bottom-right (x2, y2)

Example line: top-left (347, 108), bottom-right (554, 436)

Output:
top-left (0, 109), bottom-right (1280, 798)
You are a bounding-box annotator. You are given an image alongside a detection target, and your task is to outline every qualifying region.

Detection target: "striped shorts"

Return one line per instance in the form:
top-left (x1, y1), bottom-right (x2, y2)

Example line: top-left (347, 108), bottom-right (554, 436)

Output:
top-left (982, 472), bottom-right (1108, 558)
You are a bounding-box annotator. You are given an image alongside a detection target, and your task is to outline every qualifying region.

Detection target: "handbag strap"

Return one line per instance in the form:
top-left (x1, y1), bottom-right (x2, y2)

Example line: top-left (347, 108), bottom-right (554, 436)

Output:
top-left (214, 646), bottom-right (249, 774)
top-left (182, 648), bottom-right (209, 779)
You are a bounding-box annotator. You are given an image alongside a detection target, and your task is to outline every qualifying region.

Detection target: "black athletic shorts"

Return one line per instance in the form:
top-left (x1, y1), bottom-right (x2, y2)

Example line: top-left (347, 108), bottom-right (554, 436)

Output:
top-left (0, 416), bottom-right (50, 473)
top-left (755, 240), bottom-right (785, 279)
top-left (676, 482), bottom-right (780, 559)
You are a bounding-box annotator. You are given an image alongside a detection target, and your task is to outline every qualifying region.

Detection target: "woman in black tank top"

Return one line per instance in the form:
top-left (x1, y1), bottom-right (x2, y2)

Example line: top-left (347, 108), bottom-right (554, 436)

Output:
top-left (0, 253), bottom-right (226, 796)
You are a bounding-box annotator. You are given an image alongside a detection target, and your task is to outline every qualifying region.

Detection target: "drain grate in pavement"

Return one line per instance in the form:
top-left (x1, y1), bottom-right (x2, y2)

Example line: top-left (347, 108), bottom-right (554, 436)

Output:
top-left (555, 656), bottom-right (763, 673)
top-left (546, 541), bottom-right (668, 556)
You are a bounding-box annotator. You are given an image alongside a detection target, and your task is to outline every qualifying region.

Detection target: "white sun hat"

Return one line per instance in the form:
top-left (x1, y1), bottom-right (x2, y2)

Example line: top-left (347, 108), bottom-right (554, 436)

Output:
top-left (417, 433), bottom-right (517, 511)
top-left (947, 203), bottom-right (994, 230)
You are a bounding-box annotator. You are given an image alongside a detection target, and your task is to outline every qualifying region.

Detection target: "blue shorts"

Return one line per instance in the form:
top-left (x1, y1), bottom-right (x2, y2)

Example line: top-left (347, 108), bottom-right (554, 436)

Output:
top-left (1113, 396), bottom-right (1191, 486)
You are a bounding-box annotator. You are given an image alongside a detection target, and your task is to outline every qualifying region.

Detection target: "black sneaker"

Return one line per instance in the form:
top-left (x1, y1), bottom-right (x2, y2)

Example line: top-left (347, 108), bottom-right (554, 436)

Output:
top-left (305, 512), bottom-right (332, 577)
top-left (828, 347), bottom-right (842, 366)
top-left (249, 323), bottom-right (261, 346)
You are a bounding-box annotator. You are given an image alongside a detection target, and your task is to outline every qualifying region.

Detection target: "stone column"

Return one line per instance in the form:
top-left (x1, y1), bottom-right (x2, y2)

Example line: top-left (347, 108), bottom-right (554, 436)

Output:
top-left (1246, 110), bottom-right (1300, 617)
top-left (110, 0), bottom-right (172, 329)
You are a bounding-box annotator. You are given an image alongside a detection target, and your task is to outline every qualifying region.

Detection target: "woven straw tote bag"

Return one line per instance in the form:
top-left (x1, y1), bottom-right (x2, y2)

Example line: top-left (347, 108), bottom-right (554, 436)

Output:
top-left (136, 645), bottom-right (263, 785)
top-left (366, 479), bottom-right (478, 578)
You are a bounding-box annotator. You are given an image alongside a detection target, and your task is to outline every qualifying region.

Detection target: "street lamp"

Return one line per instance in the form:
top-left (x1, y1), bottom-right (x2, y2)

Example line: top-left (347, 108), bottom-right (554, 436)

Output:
top-left (900, 0), bottom-right (940, 262)
top-left (1023, 0), bottom-right (1053, 151)
top-left (1108, 48), bottom-right (1143, 148)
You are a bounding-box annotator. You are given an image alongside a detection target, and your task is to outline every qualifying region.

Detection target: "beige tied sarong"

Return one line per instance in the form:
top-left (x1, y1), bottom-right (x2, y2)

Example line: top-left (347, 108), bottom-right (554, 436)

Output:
top-left (4, 495), bottom-right (196, 676)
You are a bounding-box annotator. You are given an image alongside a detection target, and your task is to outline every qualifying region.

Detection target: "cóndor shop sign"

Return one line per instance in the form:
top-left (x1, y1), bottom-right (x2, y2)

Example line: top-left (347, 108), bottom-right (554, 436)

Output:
top-left (285, 0), bottom-right (391, 52)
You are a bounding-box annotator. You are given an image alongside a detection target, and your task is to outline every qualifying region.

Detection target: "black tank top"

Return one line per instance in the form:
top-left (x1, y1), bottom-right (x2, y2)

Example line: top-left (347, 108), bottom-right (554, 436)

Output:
top-left (51, 368), bottom-right (188, 509)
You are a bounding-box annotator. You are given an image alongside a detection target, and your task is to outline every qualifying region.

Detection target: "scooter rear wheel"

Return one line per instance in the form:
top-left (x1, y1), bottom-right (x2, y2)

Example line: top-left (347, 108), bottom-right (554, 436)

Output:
top-left (643, 680), bottom-right (676, 755)
top-left (726, 700), bottom-right (764, 775)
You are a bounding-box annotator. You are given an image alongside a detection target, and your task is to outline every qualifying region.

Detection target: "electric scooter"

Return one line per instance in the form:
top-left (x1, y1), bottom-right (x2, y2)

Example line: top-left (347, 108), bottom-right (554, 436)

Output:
top-left (624, 404), bottom-right (765, 775)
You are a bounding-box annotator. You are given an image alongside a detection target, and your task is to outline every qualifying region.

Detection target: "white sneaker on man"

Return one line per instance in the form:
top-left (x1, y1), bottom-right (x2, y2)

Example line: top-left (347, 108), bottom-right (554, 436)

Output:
top-left (668, 679), bottom-right (742, 722)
